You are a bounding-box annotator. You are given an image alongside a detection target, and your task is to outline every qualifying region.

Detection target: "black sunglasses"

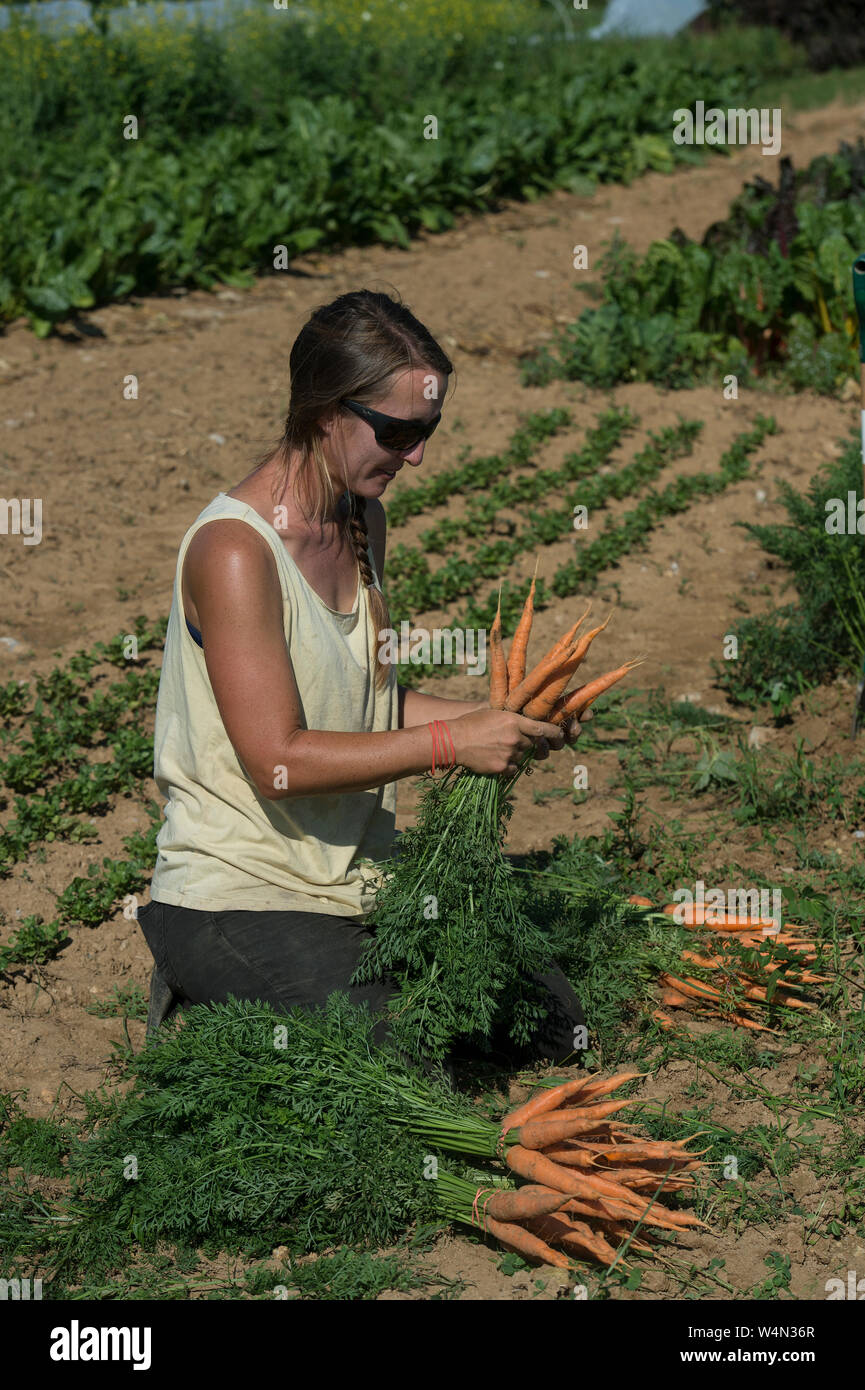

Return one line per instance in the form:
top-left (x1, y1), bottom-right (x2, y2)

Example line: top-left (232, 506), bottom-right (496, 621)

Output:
top-left (341, 398), bottom-right (441, 453)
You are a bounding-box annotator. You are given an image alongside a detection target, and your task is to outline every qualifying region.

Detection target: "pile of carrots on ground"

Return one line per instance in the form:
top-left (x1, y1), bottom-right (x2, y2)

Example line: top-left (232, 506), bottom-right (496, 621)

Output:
top-left (488, 568), bottom-right (642, 725)
top-left (628, 898), bottom-right (828, 1034)
top-left (438, 1070), bottom-right (708, 1269)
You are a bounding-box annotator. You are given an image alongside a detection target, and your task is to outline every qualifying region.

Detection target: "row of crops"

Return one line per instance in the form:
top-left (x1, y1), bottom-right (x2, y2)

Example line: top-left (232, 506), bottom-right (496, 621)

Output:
top-left (0, 0), bottom-right (805, 336)
top-left (524, 139), bottom-right (865, 395)
top-left (3, 2), bottom-right (864, 399)
top-left (386, 399), bottom-right (865, 710)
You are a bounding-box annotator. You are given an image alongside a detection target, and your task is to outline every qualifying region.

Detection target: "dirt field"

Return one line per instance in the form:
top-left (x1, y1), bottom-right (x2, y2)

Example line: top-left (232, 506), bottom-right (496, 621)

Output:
top-left (2, 95), bottom-right (865, 1299)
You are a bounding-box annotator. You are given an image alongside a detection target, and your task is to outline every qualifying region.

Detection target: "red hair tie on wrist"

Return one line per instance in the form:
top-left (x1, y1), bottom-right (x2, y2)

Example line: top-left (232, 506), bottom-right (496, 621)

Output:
top-left (428, 720), bottom-right (455, 775)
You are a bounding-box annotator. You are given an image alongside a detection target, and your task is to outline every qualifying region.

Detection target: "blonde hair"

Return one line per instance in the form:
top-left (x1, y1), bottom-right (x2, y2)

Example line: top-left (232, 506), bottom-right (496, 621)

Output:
top-left (256, 288), bottom-right (454, 690)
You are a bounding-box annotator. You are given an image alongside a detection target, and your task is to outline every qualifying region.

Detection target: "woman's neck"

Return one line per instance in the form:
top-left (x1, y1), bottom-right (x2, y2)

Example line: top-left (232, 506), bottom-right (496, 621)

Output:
top-left (266, 451), bottom-right (348, 527)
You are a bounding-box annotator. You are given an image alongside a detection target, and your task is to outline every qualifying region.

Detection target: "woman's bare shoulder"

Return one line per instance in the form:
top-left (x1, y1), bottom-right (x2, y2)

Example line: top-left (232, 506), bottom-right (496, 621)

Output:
top-left (185, 517), bottom-right (279, 587)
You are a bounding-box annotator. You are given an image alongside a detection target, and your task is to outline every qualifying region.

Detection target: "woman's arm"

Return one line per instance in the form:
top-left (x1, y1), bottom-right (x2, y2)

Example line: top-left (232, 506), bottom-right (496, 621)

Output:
top-left (398, 685), bottom-right (487, 727)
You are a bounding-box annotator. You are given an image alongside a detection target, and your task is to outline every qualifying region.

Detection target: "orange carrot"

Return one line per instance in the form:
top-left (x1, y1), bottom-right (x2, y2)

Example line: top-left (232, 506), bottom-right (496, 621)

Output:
top-left (740, 984), bottom-right (816, 1011)
top-left (527, 623), bottom-right (581, 680)
top-left (534, 602), bottom-right (592, 670)
top-left (539, 1145), bottom-right (599, 1168)
top-left (505, 1145), bottom-right (636, 1202)
top-left (561, 1166), bottom-right (657, 1205)
top-left (515, 1109), bottom-right (637, 1150)
top-left (508, 1149), bottom-right (657, 1207)
top-left (660, 986), bottom-right (690, 1007)
top-left (658, 973), bottom-right (724, 1003)
top-left (483, 1214), bottom-right (571, 1270)
top-left (680, 949), bottom-right (726, 970)
top-left (569, 610), bottom-right (614, 658)
top-left (504, 646), bottom-right (579, 714)
top-left (562, 1195), bottom-right (701, 1233)
top-left (651, 1009), bottom-right (676, 1030)
top-left (526, 1213), bottom-right (618, 1266)
top-left (552, 659), bottom-right (644, 723)
top-left (691, 1008), bottom-right (776, 1033)
top-left (499, 1076), bottom-right (597, 1137)
top-left (726, 1012), bottom-right (777, 1033)
top-left (482, 1186), bottom-right (571, 1223)
top-left (557, 1097), bottom-right (644, 1123)
top-left (521, 650), bottom-right (586, 721)
top-left (488, 589), bottom-right (508, 709)
top-left (627, 1204), bottom-right (709, 1231)
top-left (599, 1141), bottom-right (711, 1162)
top-left (598, 1222), bottom-right (656, 1254)
top-left (626, 1174), bottom-right (698, 1192)
top-left (559, 1195), bottom-right (623, 1222)
top-left (596, 1166), bottom-right (692, 1187)
top-left (521, 613), bottom-right (615, 719)
top-left (728, 931), bottom-right (812, 948)
top-left (506, 564), bottom-right (537, 690)
top-left (628, 895), bottom-right (655, 908)
top-left (562, 1070), bottom-right (648, 1105)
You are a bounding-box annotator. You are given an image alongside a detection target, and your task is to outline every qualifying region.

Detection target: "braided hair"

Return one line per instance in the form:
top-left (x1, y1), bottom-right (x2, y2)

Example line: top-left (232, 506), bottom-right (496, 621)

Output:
top-left (346, 492), bottom-right (376, 591)
top-left (253, 288), bottom-right (454, 691)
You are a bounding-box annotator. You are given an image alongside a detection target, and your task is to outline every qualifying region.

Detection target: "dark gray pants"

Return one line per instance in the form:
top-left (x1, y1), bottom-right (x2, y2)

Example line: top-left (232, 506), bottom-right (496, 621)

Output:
top-left (137, 898), bottom-right (584, 1066)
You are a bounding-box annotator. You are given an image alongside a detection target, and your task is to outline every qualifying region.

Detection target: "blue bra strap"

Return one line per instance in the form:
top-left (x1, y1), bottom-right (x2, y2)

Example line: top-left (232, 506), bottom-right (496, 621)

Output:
top-left (186, 617), bottom-right (204, 648)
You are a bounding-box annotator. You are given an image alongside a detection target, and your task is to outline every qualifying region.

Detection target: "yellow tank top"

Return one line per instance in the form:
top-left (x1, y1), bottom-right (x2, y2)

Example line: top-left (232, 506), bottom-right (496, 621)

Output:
top-left (149, 492), bottom-right (399, 918)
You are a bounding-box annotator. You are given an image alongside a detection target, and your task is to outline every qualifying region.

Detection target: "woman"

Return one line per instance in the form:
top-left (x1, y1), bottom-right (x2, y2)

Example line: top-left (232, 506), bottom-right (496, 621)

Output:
top-left (137, 289), bottom-right (587, 1065)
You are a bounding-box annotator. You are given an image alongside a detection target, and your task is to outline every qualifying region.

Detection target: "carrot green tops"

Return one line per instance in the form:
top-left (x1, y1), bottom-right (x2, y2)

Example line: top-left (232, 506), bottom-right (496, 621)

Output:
top-left (149, 493), bottom-right (399, 918)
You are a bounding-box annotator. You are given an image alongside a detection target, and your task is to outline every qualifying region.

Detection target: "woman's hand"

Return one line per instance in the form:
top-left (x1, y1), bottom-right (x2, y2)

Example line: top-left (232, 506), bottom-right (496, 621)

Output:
top-left (534, 707), bottom-right (593, 760)
top-left (450, 708), bottom-right (569, 778)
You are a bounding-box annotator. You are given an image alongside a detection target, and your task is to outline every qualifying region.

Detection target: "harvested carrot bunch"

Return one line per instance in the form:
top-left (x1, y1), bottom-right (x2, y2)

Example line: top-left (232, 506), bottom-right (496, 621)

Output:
top-left (354, 574), bottom-right (645, 1066)
top-left (489, 575), bottom-right (642, 735)
top-left (626, 896), bottom-right (828, 1034)
top-left (426, 1069), bottom-right (709, 1269)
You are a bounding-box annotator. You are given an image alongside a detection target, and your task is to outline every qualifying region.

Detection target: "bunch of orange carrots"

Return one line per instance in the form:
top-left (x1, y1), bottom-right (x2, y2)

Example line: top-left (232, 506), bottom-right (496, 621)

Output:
top-left (488, 570), bottom-right (642, 726)
top-left (435, 1070), bottom-right (709, 1269)
top-left (626, 897), bottom-right (828, 1034)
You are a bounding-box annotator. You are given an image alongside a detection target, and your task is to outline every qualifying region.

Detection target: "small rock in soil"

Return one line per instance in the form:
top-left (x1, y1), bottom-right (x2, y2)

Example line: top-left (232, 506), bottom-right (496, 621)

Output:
top-left (747, 725), bottom-right (773, 749)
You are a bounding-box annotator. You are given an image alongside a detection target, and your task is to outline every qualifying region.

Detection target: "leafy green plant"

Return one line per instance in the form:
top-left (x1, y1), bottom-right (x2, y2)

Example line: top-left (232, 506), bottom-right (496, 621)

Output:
top-left (691, 739), bottom-right (740, 793)
top-left (0, 20), bottom-right (799, 334)
top-left (244, 1245), bottom-right (447, 1301)
top-left (86, 982), bottom-right (149, 1021)
top-left (0, 619), bottom-right (165, 872)
top-left (52, 995), bottom-right (465, 1282)
top-left (56, 812), bottom-right (159, 927)
top-left (522, 142), bottom-right (865, 395)
top-left (715, 431), bottom-right (865, 704)
top-left (0, 1093), bottom-right (69, 1178)
top-left (0, 916), bottom-right (70, 974)
top-left (385, 404), bottom-right (653, 619)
